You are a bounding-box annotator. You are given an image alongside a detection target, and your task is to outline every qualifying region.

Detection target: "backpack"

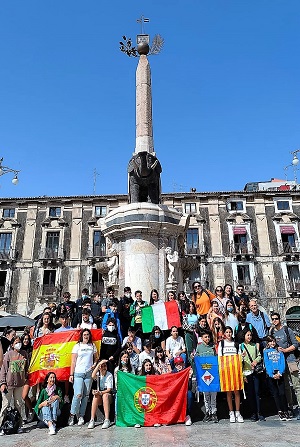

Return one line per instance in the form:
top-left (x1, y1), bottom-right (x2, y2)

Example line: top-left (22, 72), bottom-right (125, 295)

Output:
top-left (221, 339), bottom-right (239, 356)
top-left (270, 325), bottom-right (300, 359)
top-left (0, 407), bottom-right (21, 435)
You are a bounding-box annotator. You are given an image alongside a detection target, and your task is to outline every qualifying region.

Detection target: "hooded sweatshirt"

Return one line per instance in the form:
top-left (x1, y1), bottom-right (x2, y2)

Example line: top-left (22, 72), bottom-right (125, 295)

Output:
top-left (0, 348), bottom-right (28, 389)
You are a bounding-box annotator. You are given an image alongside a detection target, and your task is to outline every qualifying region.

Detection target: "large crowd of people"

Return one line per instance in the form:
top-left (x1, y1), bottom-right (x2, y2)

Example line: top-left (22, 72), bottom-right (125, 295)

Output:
top-left (0, 282), bottom-right (299, 435)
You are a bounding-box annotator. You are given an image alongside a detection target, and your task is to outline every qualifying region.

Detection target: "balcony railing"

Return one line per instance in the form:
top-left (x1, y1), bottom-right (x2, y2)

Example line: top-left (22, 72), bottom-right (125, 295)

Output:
top-left (38, 284), bottom-right (59, 297)
top-left (278, 241), bottom-right (300, 255)
top-left (286, 279), bottom-right (300, 293)
top-left (86, 246), bottom-right (106, 259)
top-left (185, 245), bottom-right (206, 256)
top-left (0, 248), bottom-right (16, 261)
top-left (230, 242), bottom-right (255, 256)
top-left (39, 247), bottom-right (64, 261)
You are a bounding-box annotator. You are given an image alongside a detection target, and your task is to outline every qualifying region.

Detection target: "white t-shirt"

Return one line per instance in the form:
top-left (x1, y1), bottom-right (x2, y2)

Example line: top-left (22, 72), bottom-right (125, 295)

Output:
top-left (217, 339), bottom-right (238, 356)
top-left (72, 342), bottom-right (97, 373)
top-left (96, 370), bottom-right (113, 391)
top-left (138, 350), bottom-right (155, 368)
top-left (166, 336), bottom-right (185, 357)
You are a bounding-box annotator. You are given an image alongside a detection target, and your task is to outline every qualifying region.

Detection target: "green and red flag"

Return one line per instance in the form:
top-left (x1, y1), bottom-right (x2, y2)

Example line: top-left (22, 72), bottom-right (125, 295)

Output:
top-left (28, 329), bottom-right (102, 386)
top-left (141, 301), bottom-right (181, 333)
top-left (116, 368), bottom-right (190, 427)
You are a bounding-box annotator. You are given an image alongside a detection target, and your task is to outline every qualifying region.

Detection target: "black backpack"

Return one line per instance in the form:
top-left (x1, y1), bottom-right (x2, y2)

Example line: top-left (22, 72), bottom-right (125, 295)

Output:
top-left (1, 407), bottom-right (21, 435)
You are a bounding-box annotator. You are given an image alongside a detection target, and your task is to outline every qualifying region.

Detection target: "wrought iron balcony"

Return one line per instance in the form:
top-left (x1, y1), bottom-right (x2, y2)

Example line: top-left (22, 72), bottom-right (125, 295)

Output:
top-left (185, 245), bottom-right (206, 257)
top-left (230, 242), bottom-right (255, 256)
top-left (278, 241), bottom-right (300, 255)
top-left (0, 248), bottom-right (16, 261)
top-left (286, 279), bottom-right (300, 294)
top-left (39, 247), bottom-right (64, 261)
top-left (86, 245), bottom-right (106, 259)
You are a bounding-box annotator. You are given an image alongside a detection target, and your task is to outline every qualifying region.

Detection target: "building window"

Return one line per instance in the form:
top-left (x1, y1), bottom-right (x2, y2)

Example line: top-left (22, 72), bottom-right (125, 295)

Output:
top-left (184, 203), bottom-right (196, 214)
top-left (227, 200), bottom-right (245, 212)
top-left (42, 270), bottom-right (56, 295)
top-left (233, 234), bottom-right (248, 254)
top-left (46, 232), bottom-right (60, 257)
top-left (93, 231), bottom-right (106, 257)
top-left (95, 206), bottom-right (107, 217)
top-left (274, 198), bottom-right (292, 213)
top-left (186, 228), bottom-right (199, 255)
top-left (287, 265), bottom-right (300, 292)
top-left (280, 226), bottom-right (296, 253)
top-left (2, 208), bottom-right (15, 218)
top-left (0, 233), bottom-right (12, 256)
top-left (49, 207), bottom-right (61, 218)
top-left (237, 265), bottom-right (251, 285)
top-left (91, 268), bottom-right (104, 294)
top-left (0, 271), bottom-right (7, 297)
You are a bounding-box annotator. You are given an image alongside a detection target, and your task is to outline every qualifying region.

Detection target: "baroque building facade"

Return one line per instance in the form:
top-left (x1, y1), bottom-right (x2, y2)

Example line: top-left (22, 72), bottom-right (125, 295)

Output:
top-left (0, 182), bottom-right (300, 327)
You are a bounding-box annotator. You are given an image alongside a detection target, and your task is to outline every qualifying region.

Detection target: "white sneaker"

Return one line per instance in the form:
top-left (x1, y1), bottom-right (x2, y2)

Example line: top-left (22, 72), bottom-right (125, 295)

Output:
top-left (235, 411), bottom-right (244, 423)
top-left (49, 425), bottom-right (56, 435)
top-left (185, 415), bottom-right (192, 426)
top-left (102, 419), bottom-right (110, 429)
top-left (229, 411), bottom-right (236, 423)
top-left (0, 430), bottom-right (5, 436)
top-left (68, 415), bottom-right (74, 426)
top-left (78, 417), bottom-right (85, 426)
top-left (134, 424), bottom-right (141, 428)
top-left (17, 428), bottom-right (23, 434)
top-left (153, 423), bottom-right (161, 427)
top-left (88, 419), bottom-right (95, 429)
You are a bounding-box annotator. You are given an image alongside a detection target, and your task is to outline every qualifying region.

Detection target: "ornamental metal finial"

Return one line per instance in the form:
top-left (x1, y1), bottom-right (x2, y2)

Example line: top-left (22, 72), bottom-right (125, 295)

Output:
top-left (119, 16), bottom-right (164, 58)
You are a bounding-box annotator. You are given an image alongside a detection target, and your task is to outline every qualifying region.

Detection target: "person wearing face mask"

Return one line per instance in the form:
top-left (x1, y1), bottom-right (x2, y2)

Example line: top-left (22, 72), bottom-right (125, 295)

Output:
top-left (0, 336), bottom-right (29, 434)
top-left (76, 288), bottom-right (90, 313)
top-left (119, 287), bottom-right (134, 338)
top-left (100, 318), bottom-right (122, 374)
top-left (102, 300), bottom-right (123, 342)
top-left (223, 300), bottom-right (239, 332)
top-left (150, 326), bottom-right (166, 351)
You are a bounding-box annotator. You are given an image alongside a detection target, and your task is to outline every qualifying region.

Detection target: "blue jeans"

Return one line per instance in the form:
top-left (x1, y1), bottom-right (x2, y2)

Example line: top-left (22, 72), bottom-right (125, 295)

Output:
top-left (70, 371), bottom-right (93, 418)
top-left (39, 399), bottom-right (61, 423)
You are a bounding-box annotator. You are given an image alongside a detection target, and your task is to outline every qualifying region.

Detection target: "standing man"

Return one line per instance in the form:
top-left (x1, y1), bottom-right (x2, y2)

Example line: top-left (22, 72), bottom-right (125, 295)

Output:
top-left (246, 300), bottom-right (271, 346)
top-left (76, 288), bottom-right (90, 312)
top-left (234, 285), bottom-right (249, 306)
top-left (119, 287), bottom-right (134, 338)
top-left (91, 292), bottom-right (102, 328)
top-left (270, 312), bottom-right (300, 420)
top-left (129, 290), bottom-right (148, 338)
top-left (61, 292), bottom-right (77, 321)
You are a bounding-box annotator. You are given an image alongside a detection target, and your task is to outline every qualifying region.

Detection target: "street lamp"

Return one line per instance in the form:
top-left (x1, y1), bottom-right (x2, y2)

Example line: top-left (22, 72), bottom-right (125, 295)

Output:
top-left (0, 158), bottom-right (20, 185)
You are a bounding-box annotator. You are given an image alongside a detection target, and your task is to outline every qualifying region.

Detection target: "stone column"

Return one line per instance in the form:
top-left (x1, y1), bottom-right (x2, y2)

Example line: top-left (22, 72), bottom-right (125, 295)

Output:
top-left (135, 55), bottom-right (154, 154)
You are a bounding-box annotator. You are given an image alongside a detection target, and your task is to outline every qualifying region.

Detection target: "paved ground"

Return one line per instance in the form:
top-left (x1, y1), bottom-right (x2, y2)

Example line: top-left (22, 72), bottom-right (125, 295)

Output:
top-left (0, 416), bottom-right (299, 447)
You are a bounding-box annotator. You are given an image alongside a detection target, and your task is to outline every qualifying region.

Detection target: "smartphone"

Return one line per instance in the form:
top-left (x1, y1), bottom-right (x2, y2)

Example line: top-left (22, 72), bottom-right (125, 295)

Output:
top-left (274, 369), bottom-right (279, 375)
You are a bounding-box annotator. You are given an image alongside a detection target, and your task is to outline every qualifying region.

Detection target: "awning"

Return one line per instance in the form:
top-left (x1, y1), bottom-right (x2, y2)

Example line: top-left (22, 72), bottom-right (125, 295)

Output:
top-left (280, 226), bottom-right (295, 234)
top-left (233, 226), bottom-right (247, 235)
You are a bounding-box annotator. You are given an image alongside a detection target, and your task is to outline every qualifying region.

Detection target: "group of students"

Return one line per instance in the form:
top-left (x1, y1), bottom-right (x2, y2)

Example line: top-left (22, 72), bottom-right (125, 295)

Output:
top-left (0, 282), bottom-right (300, 435)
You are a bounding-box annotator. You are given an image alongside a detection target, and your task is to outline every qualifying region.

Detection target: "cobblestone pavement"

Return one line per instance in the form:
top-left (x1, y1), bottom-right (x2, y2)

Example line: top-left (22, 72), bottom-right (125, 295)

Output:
top-left (0, 416), bottom-right (299, 447)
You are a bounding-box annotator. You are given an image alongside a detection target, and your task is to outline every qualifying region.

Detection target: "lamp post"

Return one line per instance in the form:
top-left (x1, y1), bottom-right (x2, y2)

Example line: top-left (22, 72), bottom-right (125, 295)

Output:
top-left (0, 158), bottom-right (20, 185)
top-left (290, 149), bottom-right (300, 183)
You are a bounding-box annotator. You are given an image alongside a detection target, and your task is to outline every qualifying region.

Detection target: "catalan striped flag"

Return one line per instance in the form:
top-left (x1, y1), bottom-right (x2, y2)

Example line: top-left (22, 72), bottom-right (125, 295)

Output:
top-left (218, 355), bottom-right (243, 392)
top-left (28, 329), bottom-right (102, 386)
top-left (141, 301), bottom-right (181, 333)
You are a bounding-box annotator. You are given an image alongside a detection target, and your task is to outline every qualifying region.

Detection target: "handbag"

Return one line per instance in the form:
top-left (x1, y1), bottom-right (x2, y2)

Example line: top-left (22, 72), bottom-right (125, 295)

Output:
top-left (242, 344), bottom-right (265, 374)
top-left (288, 361), bottom-right (299, 373)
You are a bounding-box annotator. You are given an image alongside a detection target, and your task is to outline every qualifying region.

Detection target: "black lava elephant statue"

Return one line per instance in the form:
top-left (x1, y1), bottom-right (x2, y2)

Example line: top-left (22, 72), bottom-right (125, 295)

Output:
top-left (128, 151), bottom-right (162, 204)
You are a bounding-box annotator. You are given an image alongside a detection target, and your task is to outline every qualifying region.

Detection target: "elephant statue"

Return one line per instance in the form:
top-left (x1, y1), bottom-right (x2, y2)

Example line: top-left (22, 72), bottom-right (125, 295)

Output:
top-left (128, 151), bottom-right (162, 204)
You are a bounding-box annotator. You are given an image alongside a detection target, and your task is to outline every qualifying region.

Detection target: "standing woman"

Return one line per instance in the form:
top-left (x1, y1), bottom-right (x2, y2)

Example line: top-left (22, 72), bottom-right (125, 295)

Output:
top-left (218, 326), bottom-right (243, 423)
top-left (213, 287), bottom-right (228, 315)
top-left (68, 329), bottom-right (98, 426)
top-left (223, 284), bottom-right (234, 302)
top-left (240, 330), bottom-right (265, 421)
top-left (224, 300), bottom-right (239, 332)
top-left (34, 372), bottom-right (63, 435)
top-left (0, 336), bottom-right (29, 434)
top-left (182, 301), bottom-right (198, 362)
top-left (21, 332), bottom-right (35, 422)
top-left (166, 290), bottom-right (178, 302)
top-left (34, 312), bottom-right (55, 338)
top-left (192, 282), bottom-right (215, 317)
top-left (211, 317), bottom-right (226, 352)
top-left (149, 289), bottom-right (163, 305)
top-left (178, 291), bottom-right (190, 319)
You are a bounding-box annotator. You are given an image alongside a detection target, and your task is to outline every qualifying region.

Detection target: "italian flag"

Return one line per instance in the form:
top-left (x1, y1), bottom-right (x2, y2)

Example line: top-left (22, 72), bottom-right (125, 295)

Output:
top-left (116, 368), bottom-right (190, 427)
top-left (28, 329), bottom-right (102, 386)
top-left (141, 301), bottom-right (181, 333)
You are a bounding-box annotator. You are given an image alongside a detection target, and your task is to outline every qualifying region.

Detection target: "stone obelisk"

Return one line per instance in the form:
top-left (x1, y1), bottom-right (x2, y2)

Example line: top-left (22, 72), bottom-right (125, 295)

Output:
top-left (135, 53), bottom-right (154, 154)
top-left (98, 30), bottom-right (189, 299)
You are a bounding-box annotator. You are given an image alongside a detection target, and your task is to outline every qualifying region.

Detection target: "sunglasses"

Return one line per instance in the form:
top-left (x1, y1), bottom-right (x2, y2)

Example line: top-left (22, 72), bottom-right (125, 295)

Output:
top-left (216, 289), bottom-right (223, 292)
top-left (271, 317), bottom-right (279, 321)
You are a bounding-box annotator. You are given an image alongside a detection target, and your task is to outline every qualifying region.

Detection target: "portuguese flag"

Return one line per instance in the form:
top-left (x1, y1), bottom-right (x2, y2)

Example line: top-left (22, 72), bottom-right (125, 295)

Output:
top-left (116, 368), bottom-right (190, 427)
top-left (28, 329), bottom-right (102, 386)
top-left (141, 301), bottom-right (181, 333)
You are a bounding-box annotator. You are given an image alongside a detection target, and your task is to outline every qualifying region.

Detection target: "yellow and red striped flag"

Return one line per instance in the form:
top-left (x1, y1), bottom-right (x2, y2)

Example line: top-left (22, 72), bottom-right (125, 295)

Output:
top-left (28, 329), bottom-right (102, 386)
top-left (218, 355), bottom-right (243, 392)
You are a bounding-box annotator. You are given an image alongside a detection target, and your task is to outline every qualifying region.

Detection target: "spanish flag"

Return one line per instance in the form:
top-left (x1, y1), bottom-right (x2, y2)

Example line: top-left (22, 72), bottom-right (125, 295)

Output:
top-left (28, 329), bottom-right (102, 386)
top-left (117, 368), bottom-right (190, 427)
top-left (218, 355), bottom-right (243, 392)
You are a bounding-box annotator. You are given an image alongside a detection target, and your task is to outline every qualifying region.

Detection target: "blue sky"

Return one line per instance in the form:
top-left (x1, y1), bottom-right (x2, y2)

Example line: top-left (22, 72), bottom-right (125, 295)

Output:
top-left (0, 1), bottom-right (299, 198)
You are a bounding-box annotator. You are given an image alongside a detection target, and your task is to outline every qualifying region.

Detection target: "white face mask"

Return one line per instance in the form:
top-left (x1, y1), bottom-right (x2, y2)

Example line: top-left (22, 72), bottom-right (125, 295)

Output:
top-left (107, 325), bottom-right (115, 332)
top-left (14, 343), bottom-right (22, 351)
top-left (125, 293), bottom-right (131, 298)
